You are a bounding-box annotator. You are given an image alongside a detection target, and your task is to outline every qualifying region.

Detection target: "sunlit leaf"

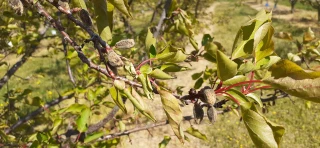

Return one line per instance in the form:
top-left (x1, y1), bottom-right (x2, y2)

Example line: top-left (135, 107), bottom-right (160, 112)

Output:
top-left (223, 75), bottom-right (247, 85)
top-left (76, 107), bottom-right (91, 132)
top-left (216, 50), bottom-right (238, 81)
top-left (137, 74), bottom-right (153, 100)
top-left (264, 77), bottom-right (320, 103)
top-left (185, 127), bottom-right (208, 141)
top-left (159, 136), bottom-right (171, 148)
top-left (194, 78), bottom-right (204, 89)
top-left (241, 103), bottom-right (284, 148)
top-left (149, 69), bottom-right (174, 79)
top-left (84, 132), bottom-right (104, 143)
top-left (51, 118), bottom-right (62, 135)
top-left (109, 86), bottom-right (127, 113)
top-left (146, 28), bottom-right (156, 57)
top-left (268, 59), bottom-right (320, 79)
top-left (107, 0), bottom-right (131, 17)
top-left (246, 93), bottom-right (263, 107)
top-left (160, 63), bottom-right (189, 72)
top-left (158, 89), bottom-right (184, 143)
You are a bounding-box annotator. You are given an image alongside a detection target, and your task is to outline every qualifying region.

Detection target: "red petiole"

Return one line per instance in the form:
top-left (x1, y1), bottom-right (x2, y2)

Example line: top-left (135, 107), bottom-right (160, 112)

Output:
top-left (215, 80), bottom-right (264, 93)
top-left (135, 58), bottom-right (156, 71)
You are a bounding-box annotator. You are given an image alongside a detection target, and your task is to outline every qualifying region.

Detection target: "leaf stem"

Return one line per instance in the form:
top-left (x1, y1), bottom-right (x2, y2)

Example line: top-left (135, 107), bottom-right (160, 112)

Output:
top-left (136, 58), bottom-right (156, 70)
top-left (246, 85), bottom-right (271, 94)
top-left (215, 80), bottom-right (264, 93)
top-left (222, 92), bottom-right (240, 105)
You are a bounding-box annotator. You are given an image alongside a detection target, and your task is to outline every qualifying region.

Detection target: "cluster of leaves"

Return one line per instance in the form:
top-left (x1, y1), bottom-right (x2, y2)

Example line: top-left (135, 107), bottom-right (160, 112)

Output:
top-left (1, 0), bottom-right (320, 148)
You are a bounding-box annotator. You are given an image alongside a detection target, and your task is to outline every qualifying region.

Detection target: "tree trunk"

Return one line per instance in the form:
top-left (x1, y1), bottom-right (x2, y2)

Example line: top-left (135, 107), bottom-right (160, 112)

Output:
top-left (195, 0), bottom-right (200, 18)
top-left (318, 7), bottom-right (320, 23)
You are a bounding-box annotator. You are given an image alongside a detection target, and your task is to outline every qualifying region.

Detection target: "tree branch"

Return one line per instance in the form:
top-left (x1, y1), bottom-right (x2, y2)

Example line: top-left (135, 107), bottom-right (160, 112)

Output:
top-left (154, 0), bottom-right (172, 38)
top-left (62, 38), bottom-right (76, 86)
top-left (5, 93), bottom-right (75, 134)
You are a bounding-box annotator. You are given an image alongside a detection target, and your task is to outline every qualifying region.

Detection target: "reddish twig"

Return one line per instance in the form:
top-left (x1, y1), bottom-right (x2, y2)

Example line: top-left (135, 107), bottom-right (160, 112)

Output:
top-left (136, 58), bottom-right (156, 70)
top-left (215, 80), bottom-right (264, 93)
top-left (246, 85), bottom-right (271, 94)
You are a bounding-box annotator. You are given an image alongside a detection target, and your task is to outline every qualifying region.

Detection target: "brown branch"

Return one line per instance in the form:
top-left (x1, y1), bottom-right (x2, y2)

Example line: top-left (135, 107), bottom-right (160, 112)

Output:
top-left (150, 0), bottom-right (163, 23)
top-left (98, 120), bottom-right (168, 141)
top-left (0, 23), bottom-right (48, 90)
top-left (0, 51), bottom-right (34, 90)
top-left (5, 93), bottom-right (75, 134)
top-left (96, 113), bottom-right (230, 142)
top-left (86, 106), bottom-right (119, 134)
top-left (45, 0), bottom-right (110, 49)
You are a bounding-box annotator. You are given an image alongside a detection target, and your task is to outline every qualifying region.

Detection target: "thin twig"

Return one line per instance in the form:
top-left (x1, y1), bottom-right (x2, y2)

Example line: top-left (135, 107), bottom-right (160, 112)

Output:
top-left (62, 38), bottom-right (76, 86)
top-left (5, 93), bottom-right (75, 134)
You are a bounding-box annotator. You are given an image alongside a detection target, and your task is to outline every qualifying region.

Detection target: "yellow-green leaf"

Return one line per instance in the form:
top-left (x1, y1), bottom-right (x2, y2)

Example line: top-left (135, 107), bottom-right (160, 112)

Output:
top-left (149, 69), bottom-right (174, 80)
top-left (185, 127), bottom-right (208, 141)
top-left (158, 89), bottom-right (184, 143)
top-left (216, 50), bottom-right (238, 81)
top-left (107, 0), bottom-right (131, 17)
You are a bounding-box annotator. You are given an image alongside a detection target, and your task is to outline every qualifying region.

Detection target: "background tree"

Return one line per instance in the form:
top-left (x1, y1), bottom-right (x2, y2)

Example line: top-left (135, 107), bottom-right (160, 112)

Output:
top-left (301, 0), bottom-right (320, 21)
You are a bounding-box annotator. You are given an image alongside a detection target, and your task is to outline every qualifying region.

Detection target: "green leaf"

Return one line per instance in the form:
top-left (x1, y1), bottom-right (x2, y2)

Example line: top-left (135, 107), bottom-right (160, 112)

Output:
top-left (204, 41), bottom-right (219, 58)
top-left (189, 37), bottom-right (198, 50)
top-left (122, 88), bottom-right (156, 121)
top-left (146, 28), bottom-right (156, 57)
top-left (119, 120), bottom-right (126, 132)
top-left (51, 118), bottom-right (62, 135)
top-left (160, 63), bottom-right (189, 72)
top-left (268, 59), bottom-right (320, 79)
top-left (36, 132), bottom-right (49, 143)
top-left (72, 0), bottom-right (87, 10)
top-left (241, 104), bottom-right (284, 148)
top-left (137, 74), bottom-right (153, 100)
top-left (84, 131), bottom-right (104, 143)
top-left (76, 107), bottom-right (91, 132)
top-left (25, 97), bottom-right (43, 107)
top-left (216, 50), bottom-right (238, 81)
top-left (202, 34), bottom-right (214, 46)
top-left (149, 69), bottom-right (174, 80)
top-left (238, 61), bottom-right (255, 74)
top-left (140, 64), bottom-right (152, 74)
top-left (254, 22), bottom-right (274, 62)
top-left (109, 86), bottom-right (127, 113)
top-left (93, 0), bottom-right (113, 41)
top-left (231, 10), bottom-right (271, 60)
top-left (185, 127), bottom-right (208, 141)
top-left (149, 45), bottom-right (157, 58)
top-left (64, 104), bottom-right (88, 114)
top-left (87, 89), bottom-right (96, 101)
top-left (194, 78), bottom-right (204, 89)
top-left (246, 93), bottom-right (263, 107)
top-left (158, 89), bottom-right (184, 143)
top-left (107, 0), bottom-right (131, 17)
top-left (192, 72), bottom-right (203, 80)
top-left (225, 89), bottom-right (250, 108)
top-left (264, 77), bottom-right (320, 103)
top-left (156, 50), bottom-right (187, 63)
top-left (159, 136), bottom-right (171, 148)
top-left (223, 75), bottom-right (247, 85)
top-left (255, 56), bottom-right (281, 70)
